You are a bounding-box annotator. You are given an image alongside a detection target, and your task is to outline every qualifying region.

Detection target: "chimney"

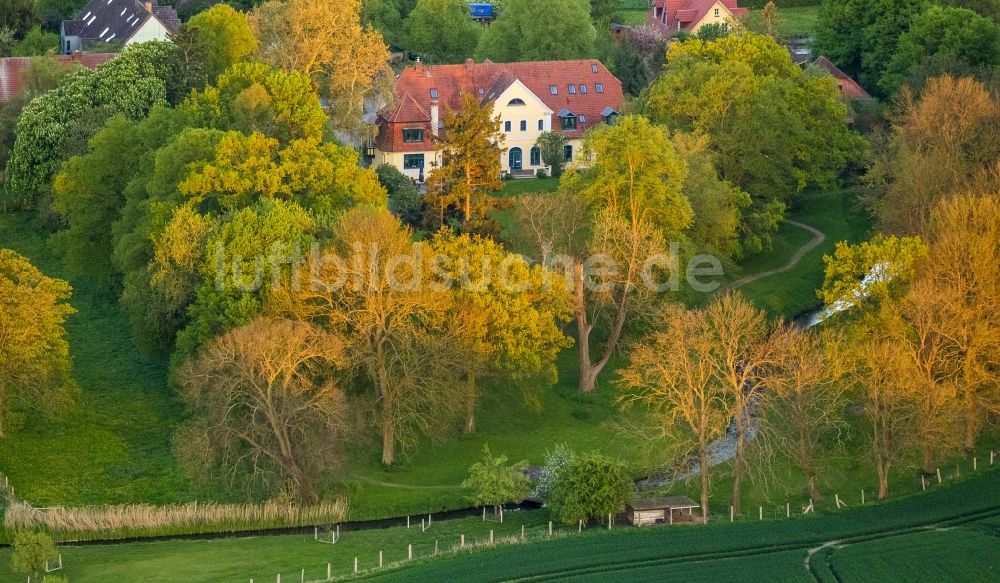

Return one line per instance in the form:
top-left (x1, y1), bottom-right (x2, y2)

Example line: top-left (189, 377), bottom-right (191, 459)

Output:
top-left (465, 58), bottom-right (474, 72)
top-left (430, 98), bottom-right (439, 138)
top-left (414, 56), bottom-right (422, 71)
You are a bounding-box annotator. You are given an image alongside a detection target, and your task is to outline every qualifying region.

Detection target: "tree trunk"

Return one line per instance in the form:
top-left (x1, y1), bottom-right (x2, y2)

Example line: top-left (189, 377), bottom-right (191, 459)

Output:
top-left (964, 398), bottom-right (979, 451)
top-left (574, 262), bottom-right (597, 393)
top-left (464, 373), bottom-right (477, 434)
top-left (699, 446), bottom-right (711, 523)
top-left (921, 445), bottom-right (935, 476)
top-left (381, 422), bottom-right (395, 466)
top-left (730, 412), bottom-right (746, 515)
top-left (876, 459), bottom-right (889, 500)
top-left (807, 473), bottom-right (821, 501)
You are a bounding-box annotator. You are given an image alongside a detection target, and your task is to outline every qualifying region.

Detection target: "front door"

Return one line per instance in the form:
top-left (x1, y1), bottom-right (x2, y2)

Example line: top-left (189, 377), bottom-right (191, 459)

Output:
top-left (509, 147), bottom-right (522, 171)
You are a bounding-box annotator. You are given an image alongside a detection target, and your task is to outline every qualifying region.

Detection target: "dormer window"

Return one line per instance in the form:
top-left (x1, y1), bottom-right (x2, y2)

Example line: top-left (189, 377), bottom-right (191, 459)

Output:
top-left (580, 84), bottom-right (587, 94)
top-left (568, 84), bottom-right (577, 94)
top-left (549, 85), bottom-right (558, 95)
top-left (558, 108), bottom-right (577, 130)
top-left (508, 98), bottom-right (526, 106)
top-left (579, 114), bottom-right (586, 124)
top-left (402, 128), bottom-right (424, 143)
top-left (430, 88), bottom-right (439, 99)
top-left (591, 64), bottom-right (598, 73)
top-left (595, 83), bottom-right (604, 94)
top-left (602, 106), bottom-right (620, 126)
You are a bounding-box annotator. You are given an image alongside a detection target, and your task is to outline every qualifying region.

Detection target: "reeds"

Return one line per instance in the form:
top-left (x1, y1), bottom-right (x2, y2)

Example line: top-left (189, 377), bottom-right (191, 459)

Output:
top-left (4, 499), bottom-right (348, 542)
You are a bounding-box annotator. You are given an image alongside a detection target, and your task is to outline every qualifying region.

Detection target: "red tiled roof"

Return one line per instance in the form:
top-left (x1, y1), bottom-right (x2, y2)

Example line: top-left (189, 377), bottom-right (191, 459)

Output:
top-left (651, 0), bottom-right (748, 30)
top-left (0, 53), bottom-right (116, 102)
top-left (811, 56), bottom-right (871, 100)
top-left (376, 59), bottom-right (624, 152)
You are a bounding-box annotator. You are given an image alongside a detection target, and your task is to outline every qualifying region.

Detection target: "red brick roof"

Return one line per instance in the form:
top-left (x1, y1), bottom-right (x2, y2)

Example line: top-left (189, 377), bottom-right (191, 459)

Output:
top-left (0, 53), bottom-right (116, 102)
top-left (376, 59), bottom-right (624, 152)
top-left (651, 0), bottom-right (748, 31)
top-left (811, 56), bottom-right (871, 100)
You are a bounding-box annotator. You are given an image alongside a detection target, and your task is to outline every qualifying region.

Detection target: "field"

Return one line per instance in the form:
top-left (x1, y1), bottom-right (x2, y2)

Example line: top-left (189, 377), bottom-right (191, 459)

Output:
top-left (1, 466), bottom-right (997, 582)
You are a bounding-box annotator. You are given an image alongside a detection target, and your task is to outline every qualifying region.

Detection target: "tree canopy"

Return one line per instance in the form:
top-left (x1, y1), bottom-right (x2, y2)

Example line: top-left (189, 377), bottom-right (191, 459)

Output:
top-left (405, 0), bottom-right (482, 64)
top-left (477, 0), bottom-right (596, 62)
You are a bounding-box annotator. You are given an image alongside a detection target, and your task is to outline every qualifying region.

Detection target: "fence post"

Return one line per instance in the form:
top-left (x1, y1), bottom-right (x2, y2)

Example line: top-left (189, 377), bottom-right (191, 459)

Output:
top-left (786, 502), bottom-right (790, 518)
top-left (521, 524), bottom-right (525, 540)
top-left (608, 513), bottom-right (612, 530)
top-left (578, 519), bottom-right (582, 532)
top-left (922, 474), bottom-right (926, 490)
top-left (407, 515), bottom-right (410, 529)
top-left (482, 507), bottom-right (486, 521)
top-left (758, 506), bottom-right (762, 520)
top-left (379, 551), bottom-right (383, 568)
top-left (461, 534), bottom-right (465, 548)
top-left (354, 558), bottom-right (358, 574)
top-left (327, 563), bottom-right (331, 579)
top-left (548, 521), bottom-right (552, 538)
top-left (730, 505), bottom-right (734, 523)
top-left (974, 457), bottom-right (977, 471)
top-left (428, 513), bottom-right (432, 526)
top-left (937, 468), bottom-right (942, 484)
top-left (500, 506), bottom-right (504, 523)
top-left (861, 489), bottom-right (865, 505)
top-left (490, 530), bottom-right (494, 545)
top-left (435, 539), bottom-right (439, 555)
top-left (276, 574), bottom-right (280, 583)
top-left (408, 544), bottom-right (413, 560)
top-left (300, 568), bottom-right (304, 583)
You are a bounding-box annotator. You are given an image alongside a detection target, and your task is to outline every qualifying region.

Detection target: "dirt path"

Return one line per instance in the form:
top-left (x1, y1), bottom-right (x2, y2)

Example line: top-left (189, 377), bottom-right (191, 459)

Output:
top-left (721, 220), bottom-right (826, 293)
top-left (348, 474), bottom-right (460, 490)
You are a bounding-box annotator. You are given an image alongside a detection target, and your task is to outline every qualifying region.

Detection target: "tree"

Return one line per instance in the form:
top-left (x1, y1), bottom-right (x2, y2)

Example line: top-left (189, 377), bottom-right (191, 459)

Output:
top-left (647, 33), bottom-right (862, 251)
top-left (881, 6), bottom-right (1000, 95)
top-left (11, 26), bottom-right (58, 56)
top-left (405, 0), bottom-right (481, 64)
top-left (462, 445), bottom-right (531, 517)
top-left (814, 0), bottom-right (929, 96)
top-left (528, 444), bottom-right (574, 502)
top-left (0, 0), bottom-right (36, 40)
top-left (176, 318), bottom-right (348, 501)
top-left (430, 230), bottom-right (573, 433)
top-left (10, 531), bottom-right (57, 583)
top-left (548, 452), bottom-right (632, 525)
top-left (535, 131), bottom-right (567, 178)
top-left (250, 0), bottom-right (391, 136)
top-left (4, 41), bottom-right (180, 206)
top-left (590, 0), bottom-right (617, 24)
top-left (943, 0), bottom-right (1000, 19)
top-left (375, 163), bottom-right (422, 226)
top-left (759, 326), bottom-right (848, 501)
top-left (184, 4), bottom-right (257, 84)
top-left (696, 23), bottom-right (728, 41)
top-left (762, 1), bottom-right (782, 38)
top-left (618, 304), bottom-right (732, 521)
top-left (426, 93), bottom-right (505, 228)
top-left (609, 25), bottom-right (669, 97)
top-left (863, 76), bottom-right (999, 236)
top-left (275, 207), bottom-right (466, 465)
top-left (0, 249), bottom-right (76, 437)
top-left (477, 0), bottom-right (596, 62)
top-left (0, 26), bottom-right (14, 58)
top-left (362, 0), bottom-right (406, 47)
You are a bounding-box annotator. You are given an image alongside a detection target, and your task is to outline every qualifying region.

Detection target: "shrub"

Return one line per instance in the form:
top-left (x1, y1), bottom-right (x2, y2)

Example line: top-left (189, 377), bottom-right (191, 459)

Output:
top-left (462, 445), bottom-right (530, 518)
top-left (10, 530), bottom-right (57, 581)
top-left (529, 444), bottom-right (574, 502)
top-left (549, 452), bottom-right (633, 525)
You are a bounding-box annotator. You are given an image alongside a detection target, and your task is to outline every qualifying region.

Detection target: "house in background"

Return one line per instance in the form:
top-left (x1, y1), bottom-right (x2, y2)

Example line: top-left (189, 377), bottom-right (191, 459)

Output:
top-left (61, 0), bottom-right (180, 54)
top-left (373, 58), bottom-right (624, 180)
top-left (809, 56), bottom-right (871, 101)
top-left (649, 0), bottom-right (748, 34)
top-left (0, 53), bottom-right (116, 103)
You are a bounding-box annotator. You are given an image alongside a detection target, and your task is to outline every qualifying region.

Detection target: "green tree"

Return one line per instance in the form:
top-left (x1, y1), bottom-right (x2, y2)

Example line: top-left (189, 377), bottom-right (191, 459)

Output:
top-left (548, 452), bottom-right (632, 525)
top-left (426, 93), bottom-right (505, 229)
top-left (0, 26), bottom-right (14, 58)
top-left (10, 531), bottom-right (57, 582)
top-left (4, 41), bottom-right (180, 206)
top-left (0, 249), bottom-right (76, 437)
top-left (590, 0), bottom-right (617, 23)
top-left (11, 26), bottom-right (58, 56)
top-left (375, 163), bottom-right (422, 226)
top-left (185, 4), bottom-right (257, 84)
top-left (405, 0), bottom-right (481, 64)
top-left (814, 0), bottom-right (929, 96)
top-left (477, 0), bottom-right (596, 62)
top-left (362, 0), bottom-right (406, 47)
top-left (536, 131), bottom-right (567, 178)
top-left (942, 0), bottom-right (1000, 18)
top-left (0, 0), bottom-right (36, 40)
top-left (430, 229), bottom-right (573, 433)
top-left (696, 22), bottom-right (728, 41)
top-left (880, 6), bottom-right (1000, 94)
top-left (462, 445), bottom-right (531, 517)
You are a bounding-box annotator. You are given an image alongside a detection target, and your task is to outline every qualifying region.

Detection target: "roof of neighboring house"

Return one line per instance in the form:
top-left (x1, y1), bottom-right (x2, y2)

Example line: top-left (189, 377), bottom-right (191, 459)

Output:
top-left (810, 56), bottom-right (871, 100)
top-left (62, 0), bottom-right (179, 44)
top-left (628, 496), bottom-right (701, 511)
top-left (652, 0), bottom-right (748, 30)
top-left (0, 53), bottom-right (116, 102)
top-left (376, 58), bottom-right (624, 151)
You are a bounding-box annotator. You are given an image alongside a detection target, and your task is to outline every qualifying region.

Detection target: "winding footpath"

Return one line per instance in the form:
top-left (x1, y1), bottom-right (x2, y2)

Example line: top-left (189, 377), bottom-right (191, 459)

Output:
top-left (721, 220), bottom-right (826, 293)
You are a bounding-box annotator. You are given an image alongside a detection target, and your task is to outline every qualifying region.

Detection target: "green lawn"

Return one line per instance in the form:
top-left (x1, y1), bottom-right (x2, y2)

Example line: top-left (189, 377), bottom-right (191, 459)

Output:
top-left (774, 6), bottom-right (820, 37)
top-left (3, 466), bottom-right (997, 582)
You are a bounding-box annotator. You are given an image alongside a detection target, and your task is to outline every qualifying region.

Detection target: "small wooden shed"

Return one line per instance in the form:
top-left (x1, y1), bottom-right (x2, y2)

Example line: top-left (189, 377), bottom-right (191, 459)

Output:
top-left (626, 496), bottom-right (700, 526)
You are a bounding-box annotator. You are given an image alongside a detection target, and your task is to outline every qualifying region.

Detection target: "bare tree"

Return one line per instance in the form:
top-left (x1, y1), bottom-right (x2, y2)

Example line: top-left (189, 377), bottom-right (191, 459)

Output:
top-left (175, 318), bottom-right (348, 501)
top-left (618, 304), bottom-right (732, 522)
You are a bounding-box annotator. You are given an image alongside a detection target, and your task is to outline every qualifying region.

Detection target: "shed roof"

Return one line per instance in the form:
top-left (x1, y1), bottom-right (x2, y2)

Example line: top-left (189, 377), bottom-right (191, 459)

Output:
top-left (628, 496), bottom-right (700, 511)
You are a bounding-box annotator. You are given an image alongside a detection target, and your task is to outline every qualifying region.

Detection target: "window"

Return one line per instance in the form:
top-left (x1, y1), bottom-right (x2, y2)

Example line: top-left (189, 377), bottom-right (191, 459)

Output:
top-left (579, 114), bottom-right (586, 123)
top-left (595, 83), bottom-right (604, 93)
top-left (430, 88), bottom-right (439, 99)
top-left (504, 121), bottom-right (512, 132)
top-left (549, 85), bottom-right (558, 95)
top-left (508, 98), bottom-right (526, 106)
top-left (580, 84), bottom-right (588, 94)
top-left (402, 128), bottom-right (424, 143)
top-left (568, 84), bottom-right (577, 94)
top-left (605, 112), bottom-right (619, 125)
top-left (520, 120), bottom-right (527, 132)
top-left (530, 146), bottom-right (540, 166)
top-left (561, 116), bottom-right (576, 130)
top-left (564, 144), bottom-right (573, 162)
top-left (65, 40), bottom-right (71, 53)
top-left (538, 119), bottom-right (544, 131)
top-left (403, 154), bottom-right (425, 170)
top-left (479, 87), bottom-right (485, 95)
top-left (714, 8), bottom-right (720, 16)
top-left (591, 64), bottom-right (599, 73)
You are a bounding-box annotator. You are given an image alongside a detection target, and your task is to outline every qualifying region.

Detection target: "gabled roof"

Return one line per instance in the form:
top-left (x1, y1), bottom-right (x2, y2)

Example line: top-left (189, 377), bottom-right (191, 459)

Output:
top-left (810, 56), bottom-right (871, 100)
top-left (0, 53), bottom-right (116, 102)
top-left (62, 0), bottom-right (179, 45)
top-left (377, 58), bottom-right (624, 148)
top-left (381, 93), bottom-right (430, 123)
top-left (652, 0), bottom-right (748, 30)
